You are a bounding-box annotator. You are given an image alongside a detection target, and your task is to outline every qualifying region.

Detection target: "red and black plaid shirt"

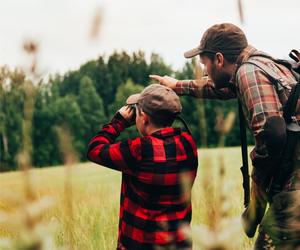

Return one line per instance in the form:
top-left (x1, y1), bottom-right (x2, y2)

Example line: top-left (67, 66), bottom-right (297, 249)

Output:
top-left (87, 112), bottom-right (198, 250)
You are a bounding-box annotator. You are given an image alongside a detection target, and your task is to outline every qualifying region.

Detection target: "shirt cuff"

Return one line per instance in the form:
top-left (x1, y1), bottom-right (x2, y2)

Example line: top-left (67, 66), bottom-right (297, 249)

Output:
top-left (111, 112), bottom-right (131, 132)
top-left (175, 80), bottom-right (192, 95)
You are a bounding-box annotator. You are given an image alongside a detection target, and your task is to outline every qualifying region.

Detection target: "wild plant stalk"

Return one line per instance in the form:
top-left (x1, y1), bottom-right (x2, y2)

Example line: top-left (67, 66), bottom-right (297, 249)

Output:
top-left (193, 58), bottom-right (208, 147)
top-left (89, 7), bottom-right (103, 40)
top-left (191, 106), bottom-right (251, 249)
top-left (0, 40), bottom-right (57, 250)
top-left (56, 126), bottom-right (78, 250)
top-left (50, 9), bottom-right (104, 249)
top-left (237, 0), bottom-right (244, 24)
top-left (18, 41), bottom-right (40, 235)
top-left (215, 109), bottom-right (236, 148)
top-left (18, 80), bottom-right (36, 203)
top-left (0, 69), bottom-right (8, 170)
top-left (53, 8), bottom-right (104, 249)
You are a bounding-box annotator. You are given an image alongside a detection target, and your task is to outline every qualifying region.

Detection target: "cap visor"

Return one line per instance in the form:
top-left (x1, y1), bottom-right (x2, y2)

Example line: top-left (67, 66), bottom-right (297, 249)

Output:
top-left (184, 47), bottom-right (201, 58)
top-left (126, 93), bottom-right (140, 105)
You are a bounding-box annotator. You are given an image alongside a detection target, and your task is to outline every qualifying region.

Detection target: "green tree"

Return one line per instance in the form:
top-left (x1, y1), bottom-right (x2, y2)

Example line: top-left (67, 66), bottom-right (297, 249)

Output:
top-left (32, 83), bottom-right (60, 167)
top-left (77, 76), bottom-right (106, 142)
top-left (1, 49), bottom-right (253, 170)
top-left (106, 52), bottom-right (131, 105)
top-left (0, 68), bottom-right (26, 170)
top-left (148, 53), bottom-right (172, 77)
top-left (129, 51), bottom-right (149, 85)
top-left (109, 79), bottom-right (144, 139)
top-left (52, 95), bottom-right (86, 161)
top-left (58, 71), bottom-right (81, 97)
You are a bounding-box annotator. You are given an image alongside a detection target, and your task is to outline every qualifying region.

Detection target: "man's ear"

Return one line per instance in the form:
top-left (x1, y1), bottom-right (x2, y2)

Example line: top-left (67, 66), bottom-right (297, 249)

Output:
top-left (215, 52), bottom-right (224, 68)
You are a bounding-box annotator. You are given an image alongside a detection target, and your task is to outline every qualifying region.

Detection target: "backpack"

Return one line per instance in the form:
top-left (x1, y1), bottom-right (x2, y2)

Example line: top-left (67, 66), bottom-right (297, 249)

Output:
top-left (239, 50), bottom-right (300, 205)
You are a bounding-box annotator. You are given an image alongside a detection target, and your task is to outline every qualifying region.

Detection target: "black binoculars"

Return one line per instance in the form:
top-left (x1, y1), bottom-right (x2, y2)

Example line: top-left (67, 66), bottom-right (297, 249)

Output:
top-left (127, 104), bottom-right (137, 121)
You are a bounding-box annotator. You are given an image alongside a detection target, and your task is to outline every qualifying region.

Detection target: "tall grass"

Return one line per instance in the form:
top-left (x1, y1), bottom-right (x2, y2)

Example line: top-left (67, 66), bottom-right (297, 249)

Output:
top-left (0, 148), bottom-right (255, 249)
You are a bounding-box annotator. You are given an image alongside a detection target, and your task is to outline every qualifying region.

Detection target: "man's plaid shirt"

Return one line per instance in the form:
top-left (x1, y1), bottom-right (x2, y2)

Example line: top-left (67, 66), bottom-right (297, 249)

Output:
top-left (87, 112), bottom-right (198, 249)
top-left (176, 45), bottom-right (300, 187)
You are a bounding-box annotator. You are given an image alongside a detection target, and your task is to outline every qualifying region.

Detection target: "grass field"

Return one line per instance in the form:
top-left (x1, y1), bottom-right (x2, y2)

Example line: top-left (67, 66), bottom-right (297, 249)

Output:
top-left (0, 147), bottom-right (255, 250)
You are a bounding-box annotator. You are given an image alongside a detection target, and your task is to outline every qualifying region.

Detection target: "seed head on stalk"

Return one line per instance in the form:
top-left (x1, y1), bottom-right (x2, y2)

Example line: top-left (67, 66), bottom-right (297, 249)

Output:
top-left (0, 39), bottom-right (58, 250)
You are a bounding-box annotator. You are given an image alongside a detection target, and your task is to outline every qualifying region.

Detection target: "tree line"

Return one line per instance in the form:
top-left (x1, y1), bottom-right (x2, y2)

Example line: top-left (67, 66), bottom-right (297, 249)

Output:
top-left (0, 51), bottom-right (253, 171)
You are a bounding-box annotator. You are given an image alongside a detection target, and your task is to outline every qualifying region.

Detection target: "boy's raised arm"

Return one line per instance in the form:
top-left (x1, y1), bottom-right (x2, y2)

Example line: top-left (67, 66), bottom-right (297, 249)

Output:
top-left (87, 111), bottom-right (141, 175)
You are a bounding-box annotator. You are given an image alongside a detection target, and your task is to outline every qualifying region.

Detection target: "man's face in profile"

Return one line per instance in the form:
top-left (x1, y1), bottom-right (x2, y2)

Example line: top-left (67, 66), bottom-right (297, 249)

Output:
top-left (200, 54), bottom-right (232, 89)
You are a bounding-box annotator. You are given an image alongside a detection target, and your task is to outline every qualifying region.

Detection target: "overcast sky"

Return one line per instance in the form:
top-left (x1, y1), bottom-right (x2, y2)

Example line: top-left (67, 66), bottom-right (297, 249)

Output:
top-left (0, 0), bottom-right (299, 77)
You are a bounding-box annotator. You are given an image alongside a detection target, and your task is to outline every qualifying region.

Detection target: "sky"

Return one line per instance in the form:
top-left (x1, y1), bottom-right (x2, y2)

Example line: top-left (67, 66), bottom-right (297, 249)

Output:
top-left (0, 0), bottom-right (299, 77)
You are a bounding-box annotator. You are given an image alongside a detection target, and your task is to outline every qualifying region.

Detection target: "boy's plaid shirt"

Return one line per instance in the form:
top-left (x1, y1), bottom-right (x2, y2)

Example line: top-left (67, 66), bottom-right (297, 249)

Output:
top-left (176, 45), bottom-right (299, 187)
top-left (87, 113), bottom-right (198, 249)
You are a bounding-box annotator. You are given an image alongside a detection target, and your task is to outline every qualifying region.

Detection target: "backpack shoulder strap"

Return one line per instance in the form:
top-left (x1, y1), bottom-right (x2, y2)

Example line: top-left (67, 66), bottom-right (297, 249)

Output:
top-left (241, 56), bottom-right (291, 90)
top-left (242, 55), bottom-right (300, 122)
top-left (283, 81), bottom-right (300, 123)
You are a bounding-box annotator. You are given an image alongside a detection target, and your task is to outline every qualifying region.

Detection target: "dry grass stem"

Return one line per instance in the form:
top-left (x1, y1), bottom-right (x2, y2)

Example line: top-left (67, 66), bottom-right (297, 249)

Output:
top-left (0, 40), bottom-right (58, 250)
top-left (215, 109), bottom-right (236, 147)
top-left (192, 154), bottom-right (245, 250)
top-left (194, 58), bottom-right (208, 147)
top-left (56, 126), bottom-right (79, 249)
top-left (22, 39), bottom-right (42, 83)
top-left (237, 0), bottom-right (244, 23)
top-left (89, 7), bottom-right (103, 40)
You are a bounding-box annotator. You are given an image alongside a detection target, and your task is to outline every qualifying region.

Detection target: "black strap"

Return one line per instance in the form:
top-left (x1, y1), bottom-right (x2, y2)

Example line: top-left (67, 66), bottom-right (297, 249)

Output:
top-left (289, 49), bottom-right (300, 63)
top-left (176, 115), bottom-right (192, 135)
top-left (238, 101), bottom-right (250, 207)
top-left (283, 82), bottom-right (300, 123)
top-left (243, 58), bottom-right (292, 91)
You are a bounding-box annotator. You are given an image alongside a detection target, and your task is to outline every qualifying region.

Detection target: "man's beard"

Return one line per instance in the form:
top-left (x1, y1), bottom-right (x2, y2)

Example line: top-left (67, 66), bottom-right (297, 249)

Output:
top-left (211, 63), bottom-right (232, 89)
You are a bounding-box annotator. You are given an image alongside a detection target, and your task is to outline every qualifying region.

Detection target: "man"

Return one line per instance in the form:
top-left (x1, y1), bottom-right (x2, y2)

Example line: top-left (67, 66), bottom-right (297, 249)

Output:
top-left (87, 84), bottom-right (198, 250)
top-left (150, 23), bottom-right (300, 249)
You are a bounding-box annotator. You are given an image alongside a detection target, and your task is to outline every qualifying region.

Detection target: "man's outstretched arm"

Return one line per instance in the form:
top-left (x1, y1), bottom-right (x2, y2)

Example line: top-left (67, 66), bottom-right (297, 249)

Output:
top-left (149, 75), bottom-right (236, 100)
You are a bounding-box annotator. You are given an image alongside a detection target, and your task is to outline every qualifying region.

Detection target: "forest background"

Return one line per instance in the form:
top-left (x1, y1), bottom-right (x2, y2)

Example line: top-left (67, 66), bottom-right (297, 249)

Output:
top-left (0, 51), bottom-right (254, 171)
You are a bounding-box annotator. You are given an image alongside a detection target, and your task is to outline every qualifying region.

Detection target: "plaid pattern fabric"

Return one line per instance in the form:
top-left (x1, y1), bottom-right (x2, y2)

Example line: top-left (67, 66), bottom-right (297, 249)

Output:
top-left (235, 46), bottom-right (299, 185)
top-left (175, 45), bottom-right (299, 185)
top-left (176, 77), bottom-right (237, 100)
top-left (87, 112), bottom-right (198, 250)
top-left (236, 46), bottom-right (299, 135)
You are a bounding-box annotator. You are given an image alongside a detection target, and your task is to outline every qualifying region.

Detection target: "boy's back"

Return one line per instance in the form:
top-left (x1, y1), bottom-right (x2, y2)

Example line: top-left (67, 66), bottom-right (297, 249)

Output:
top-left (87, 84), bottom-right (198, 250)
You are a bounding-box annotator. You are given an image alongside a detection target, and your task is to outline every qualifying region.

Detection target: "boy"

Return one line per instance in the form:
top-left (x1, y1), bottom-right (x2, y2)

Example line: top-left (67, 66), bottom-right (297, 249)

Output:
top-left (87, 84), bottom-right (198, 250)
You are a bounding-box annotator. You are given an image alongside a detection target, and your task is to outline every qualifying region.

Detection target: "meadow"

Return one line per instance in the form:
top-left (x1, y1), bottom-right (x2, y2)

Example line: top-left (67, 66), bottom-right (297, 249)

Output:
top-left (0, 147), bottom-right (255, 250)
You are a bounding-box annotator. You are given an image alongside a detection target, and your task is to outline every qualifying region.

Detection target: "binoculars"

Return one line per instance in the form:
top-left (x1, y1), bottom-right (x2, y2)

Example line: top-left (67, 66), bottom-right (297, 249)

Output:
top-left (127, 104), bottom-right (137, 121)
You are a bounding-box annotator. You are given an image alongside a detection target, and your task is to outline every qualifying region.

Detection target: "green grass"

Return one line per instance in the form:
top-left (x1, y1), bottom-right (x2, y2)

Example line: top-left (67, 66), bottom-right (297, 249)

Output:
top-left (0, 147), bottom-right (255, 249)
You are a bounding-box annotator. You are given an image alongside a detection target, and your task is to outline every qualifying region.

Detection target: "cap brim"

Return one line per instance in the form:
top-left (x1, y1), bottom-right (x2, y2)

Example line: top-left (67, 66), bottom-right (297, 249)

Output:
top-left (126, 93), bottom-right (141, 105)
top-left (184, 47), bottom-right (201, 58)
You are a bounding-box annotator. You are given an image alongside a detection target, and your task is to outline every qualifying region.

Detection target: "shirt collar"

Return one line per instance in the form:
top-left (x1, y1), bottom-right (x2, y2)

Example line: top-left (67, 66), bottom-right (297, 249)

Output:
top-left (150, 127), bottom-right (182, 139)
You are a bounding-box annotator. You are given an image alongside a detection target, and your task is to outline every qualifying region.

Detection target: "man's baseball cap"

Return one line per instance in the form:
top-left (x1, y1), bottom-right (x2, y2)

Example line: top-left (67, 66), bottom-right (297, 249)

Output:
top-left (184, 23), bottom-right (248, 58)
top-left (126, 84), bottom-right (182, 118)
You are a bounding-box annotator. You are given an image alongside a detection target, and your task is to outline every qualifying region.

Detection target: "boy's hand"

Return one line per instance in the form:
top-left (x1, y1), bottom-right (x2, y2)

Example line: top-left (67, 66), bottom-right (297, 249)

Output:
top-left (119, 105), bottom-right (135, 126)
top-left (149, 75), bottom-right (178, 90)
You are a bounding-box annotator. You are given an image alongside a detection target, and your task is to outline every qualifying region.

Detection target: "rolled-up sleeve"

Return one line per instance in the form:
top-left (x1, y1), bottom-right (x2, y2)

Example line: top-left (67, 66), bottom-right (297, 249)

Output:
top-left (175, 78), bottom-right (236, 100)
